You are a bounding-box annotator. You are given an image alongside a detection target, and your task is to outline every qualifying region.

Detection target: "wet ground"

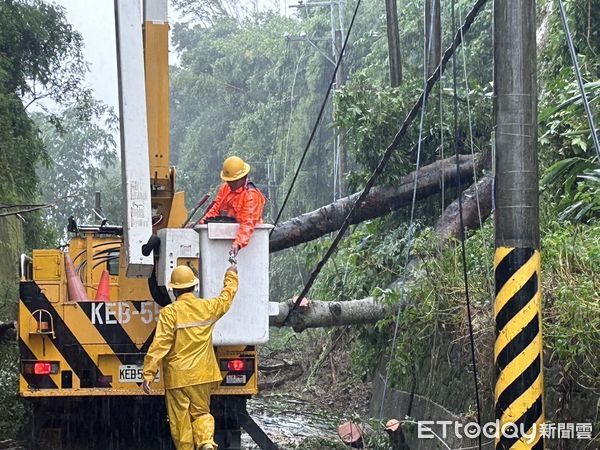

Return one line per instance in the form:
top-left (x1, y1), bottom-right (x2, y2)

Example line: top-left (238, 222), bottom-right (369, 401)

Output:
top-left (242, 394), bottom-right (341, 448)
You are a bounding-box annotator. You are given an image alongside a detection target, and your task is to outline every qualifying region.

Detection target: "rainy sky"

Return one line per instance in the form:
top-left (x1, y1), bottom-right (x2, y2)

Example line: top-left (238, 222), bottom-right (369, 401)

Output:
top-left (52, 0), bottom-right (297, 110)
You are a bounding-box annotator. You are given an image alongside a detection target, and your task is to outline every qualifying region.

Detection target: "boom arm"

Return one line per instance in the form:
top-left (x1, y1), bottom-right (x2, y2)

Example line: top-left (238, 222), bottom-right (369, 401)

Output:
top-left (115, 0), bottom-right (153, 277)
top-left (143, 0), bottom-right (170, 185)
top-left (143, 0), bottom-right (188, 229)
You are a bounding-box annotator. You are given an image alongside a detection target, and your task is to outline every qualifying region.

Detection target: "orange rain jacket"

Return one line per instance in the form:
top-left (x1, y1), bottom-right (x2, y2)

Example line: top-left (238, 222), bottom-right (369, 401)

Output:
top-left (143, 271), bottom-right (238, 389)
top-left (201, 181), bottom-right (266, 249)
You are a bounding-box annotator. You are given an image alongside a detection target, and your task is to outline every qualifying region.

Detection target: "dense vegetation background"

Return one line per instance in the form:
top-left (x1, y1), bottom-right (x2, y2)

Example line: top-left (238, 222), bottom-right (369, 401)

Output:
top-left (0, 0), bottom-right (598, 445)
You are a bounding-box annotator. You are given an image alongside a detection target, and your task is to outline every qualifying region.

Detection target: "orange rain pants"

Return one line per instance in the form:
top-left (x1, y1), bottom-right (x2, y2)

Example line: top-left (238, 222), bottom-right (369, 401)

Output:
top-left (201, 181), bottom-right (266, 249)
top-left (165, 382), bottom-right (218, 450)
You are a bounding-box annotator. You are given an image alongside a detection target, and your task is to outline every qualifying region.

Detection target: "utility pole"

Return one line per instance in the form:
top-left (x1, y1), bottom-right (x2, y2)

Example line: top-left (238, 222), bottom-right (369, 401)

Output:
top-left (289, 0), bottom-right (346, 199)
top-left (385, 0), bottom-right (402, 87)
top-left (425, 0), bottom-right (440, 78)
top-left (493, 1), bottom-right (544, 449)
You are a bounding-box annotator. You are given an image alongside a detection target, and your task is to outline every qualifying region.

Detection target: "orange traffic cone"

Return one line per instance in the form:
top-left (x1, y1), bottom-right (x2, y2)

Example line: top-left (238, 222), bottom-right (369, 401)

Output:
top-left (95, 270), bottom-right (110, 302)
top-left (64, 253), bottom-right (89, 302)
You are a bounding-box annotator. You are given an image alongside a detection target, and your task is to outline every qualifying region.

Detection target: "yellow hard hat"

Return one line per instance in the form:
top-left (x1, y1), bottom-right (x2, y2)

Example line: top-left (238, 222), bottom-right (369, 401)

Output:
top-left (168, 265), bottom-right (199, 289)
top-left (220, 156), bottom-right (250, 182)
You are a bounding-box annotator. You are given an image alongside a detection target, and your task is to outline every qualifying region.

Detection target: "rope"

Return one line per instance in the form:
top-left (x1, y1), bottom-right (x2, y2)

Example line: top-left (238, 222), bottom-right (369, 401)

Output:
top-left (451, 0), bottom-right (482, 447)
top-left (557, 0), bottom-right (600, 162)
top-left (281, 0), bottom-right (491, 325)
top-left (271, 0), bottom-right (362, 230)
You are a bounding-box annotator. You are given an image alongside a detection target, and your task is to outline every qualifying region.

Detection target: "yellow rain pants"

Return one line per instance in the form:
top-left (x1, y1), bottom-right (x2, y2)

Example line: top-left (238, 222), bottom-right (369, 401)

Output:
top-left (165, 382), bottom-right (218, 450)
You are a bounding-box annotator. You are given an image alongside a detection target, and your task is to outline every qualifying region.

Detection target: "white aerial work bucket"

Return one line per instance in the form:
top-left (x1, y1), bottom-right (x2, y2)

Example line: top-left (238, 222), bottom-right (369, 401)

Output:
top-left (197, 223), bottom-right (272, 345)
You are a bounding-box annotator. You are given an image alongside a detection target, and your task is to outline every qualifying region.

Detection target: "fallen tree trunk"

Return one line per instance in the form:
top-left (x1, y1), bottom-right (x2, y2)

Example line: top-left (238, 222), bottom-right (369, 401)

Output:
top-left (270, 297), bottom-right (388, 332)
top-left (271, 174), bottom-right (494, 331)
top-left (434, 175), bottom-right (493, 246)
top-left (269, 155), bottom-right (475, 253)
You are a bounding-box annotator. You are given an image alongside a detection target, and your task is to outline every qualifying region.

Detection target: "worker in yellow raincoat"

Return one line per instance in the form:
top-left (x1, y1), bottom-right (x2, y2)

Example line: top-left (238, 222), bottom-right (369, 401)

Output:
top-left (142, 264), bottom-right (238, 450)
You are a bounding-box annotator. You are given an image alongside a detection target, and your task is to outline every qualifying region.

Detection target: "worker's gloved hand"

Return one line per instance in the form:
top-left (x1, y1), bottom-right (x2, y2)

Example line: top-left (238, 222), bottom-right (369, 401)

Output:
top-left (142, 380), bottom-right (151, 394)
top-left (227, 264), bottom-right (238, 274)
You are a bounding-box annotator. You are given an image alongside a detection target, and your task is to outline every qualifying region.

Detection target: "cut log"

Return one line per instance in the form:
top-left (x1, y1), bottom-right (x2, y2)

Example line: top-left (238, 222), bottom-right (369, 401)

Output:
top-left (338, 421), bottom-right (364, 448)
top-left (385, 419), bottom-right (410, 450)
top-left (271, 175), bottom-right (494, 331)
top-left (270, 297), bottom-right (392, 332)
top-left (269, 155), bottom-right (476, 253)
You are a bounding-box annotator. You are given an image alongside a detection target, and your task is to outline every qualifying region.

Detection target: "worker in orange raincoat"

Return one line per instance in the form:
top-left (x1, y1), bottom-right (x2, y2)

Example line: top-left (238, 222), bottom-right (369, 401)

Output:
top-left (142, 264), bottom-right (238, 450)
top-left (199, 156), bottom-right (266, 257)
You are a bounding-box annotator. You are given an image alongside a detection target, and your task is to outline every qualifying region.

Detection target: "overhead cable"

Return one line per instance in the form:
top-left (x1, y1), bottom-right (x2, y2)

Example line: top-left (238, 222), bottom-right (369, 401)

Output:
top-left (557, 0), bottom-right (600, 162)
top-left (451, 0), bottom-right (482, 448)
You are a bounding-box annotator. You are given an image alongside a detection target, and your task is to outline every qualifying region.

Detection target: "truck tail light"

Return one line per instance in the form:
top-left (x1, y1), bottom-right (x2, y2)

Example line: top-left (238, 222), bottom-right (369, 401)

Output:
top-left (227, 359), bottom-right (246, 372)
top-left (34, 362), bottom-right (52, 375)
top-left (22, 361), bottom-right (59, 375)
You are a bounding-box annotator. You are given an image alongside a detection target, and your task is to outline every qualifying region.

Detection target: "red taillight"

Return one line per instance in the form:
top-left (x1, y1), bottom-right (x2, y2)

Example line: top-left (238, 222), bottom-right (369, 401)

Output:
top-left (23, 361), bottom-right (59, 375)
top-left (34, 362), bottom-right (52, 375)
top-left (227, 359), bottom-right (245, 372)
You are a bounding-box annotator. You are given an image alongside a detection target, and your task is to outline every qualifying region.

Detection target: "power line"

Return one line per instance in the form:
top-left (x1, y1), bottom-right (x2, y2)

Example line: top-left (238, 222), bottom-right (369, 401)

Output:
top-left (451, 0), bottom-right (482, 447)
top-left (281, 0), bottom-right (491, 326)
top-left (557, 0), bottom-right (600, 162)
top-left (271, 0), bottom-right (362, 230)
top-left (272, 41), bottom-right (290, 171)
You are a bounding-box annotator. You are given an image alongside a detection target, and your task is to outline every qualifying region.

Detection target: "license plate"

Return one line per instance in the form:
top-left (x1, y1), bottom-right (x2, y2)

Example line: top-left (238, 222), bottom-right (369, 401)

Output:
top-left (225, 374), bottom-right (246, 384)
top-left (119, 365), bottom-right (158, 383)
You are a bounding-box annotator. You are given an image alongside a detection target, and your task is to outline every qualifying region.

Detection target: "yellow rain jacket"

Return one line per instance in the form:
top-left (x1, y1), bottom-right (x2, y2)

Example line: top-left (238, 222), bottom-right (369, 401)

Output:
top-left (143, 270), bottom-right (238, 389)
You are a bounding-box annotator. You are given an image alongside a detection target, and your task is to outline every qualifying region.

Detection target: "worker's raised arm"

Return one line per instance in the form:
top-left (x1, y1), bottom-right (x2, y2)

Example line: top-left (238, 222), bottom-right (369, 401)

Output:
top-left (208, 266), bottom-right (239, 318)
top-left (142, 306), bottom-right (176, 382)
top-left (233, 189), bottom-right (265, 249)
top-left (200, 184), bottom-right (227, 223)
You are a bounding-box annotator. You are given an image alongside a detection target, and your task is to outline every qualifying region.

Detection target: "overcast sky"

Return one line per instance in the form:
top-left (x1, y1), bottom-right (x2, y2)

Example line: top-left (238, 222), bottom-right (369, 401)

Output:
top-left (51, 0), bottom-right (296, 111)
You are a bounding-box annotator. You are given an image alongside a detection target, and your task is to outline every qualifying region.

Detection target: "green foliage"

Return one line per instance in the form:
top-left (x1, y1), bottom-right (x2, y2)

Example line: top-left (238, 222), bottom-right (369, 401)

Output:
top-left (334, 0), bottom-right (493, 192)
top-left (538, 0), bottom-right (600, 223)
top-left (541, 221), bottom-right (600, 395)
top-left (351, 219), bottom-right (600, 420)
top-left (0, 0), bottom-right (88, 250)
top-left (307, 219), bottom-right (420, 381)
top-left (0, 0), bottom-right (85, 108)
top-left (310, 219), bottom-right (411, 302)
top-left (34, 97), bottom-right (118, 239)
top-left (171, 10), bottom-right (340, 219)
top-left (0, 345), bottom-right (28, 439)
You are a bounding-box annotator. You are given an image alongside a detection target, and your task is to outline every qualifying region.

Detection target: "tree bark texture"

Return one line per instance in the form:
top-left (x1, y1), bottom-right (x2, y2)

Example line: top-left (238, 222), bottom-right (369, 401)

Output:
top-left (385, 0), bottom-right (403, 87)
top-left (269, 155), bottom-right (475, 253)
top-left (425, 0), bottom-right (442, 78)
top-left (269, 297), bottom-right (392, 332)
top-left (434, 174), bottom-right (493, 246)
top-left (271, 174), bottom-right (494, 332)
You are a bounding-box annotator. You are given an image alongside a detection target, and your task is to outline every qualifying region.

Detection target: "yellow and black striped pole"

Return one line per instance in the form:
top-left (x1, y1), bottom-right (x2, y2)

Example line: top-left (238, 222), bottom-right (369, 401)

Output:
top-left (493, 1), bottom-right (544, 449)
top-left (494, 249), bottom-right (544, 449)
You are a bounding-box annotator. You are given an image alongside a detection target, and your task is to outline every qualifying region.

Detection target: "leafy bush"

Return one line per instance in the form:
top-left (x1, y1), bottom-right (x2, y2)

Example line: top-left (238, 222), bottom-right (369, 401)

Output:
top-left (0, 345), bottom-right (28, 439)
